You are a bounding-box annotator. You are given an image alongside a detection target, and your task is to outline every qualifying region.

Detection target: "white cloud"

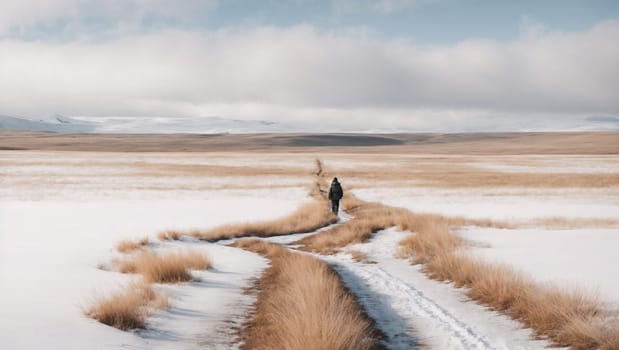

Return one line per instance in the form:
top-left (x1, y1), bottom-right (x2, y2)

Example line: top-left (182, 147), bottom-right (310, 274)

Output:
top-left (0, 21), bottom-right (618, 130)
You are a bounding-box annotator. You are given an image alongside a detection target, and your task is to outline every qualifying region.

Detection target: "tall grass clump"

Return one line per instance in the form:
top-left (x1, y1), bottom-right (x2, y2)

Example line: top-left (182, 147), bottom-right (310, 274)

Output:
top-left (232, 239), bottom-right (380, 350)
top-left (116, 237), bottom-right (150, 253)
top-left (190, 201), bottom-right (337, 242)
top-left (158, 230), bottom-right (182, 241)
top-left (85, 282), bottom-right (168, 330)
top-left (117, 249), bottom-right (211, 283)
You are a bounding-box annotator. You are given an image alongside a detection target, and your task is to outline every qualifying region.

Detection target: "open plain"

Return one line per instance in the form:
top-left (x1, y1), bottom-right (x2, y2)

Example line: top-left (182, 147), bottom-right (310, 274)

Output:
top-left (1, 131), bottom-right (618, 349)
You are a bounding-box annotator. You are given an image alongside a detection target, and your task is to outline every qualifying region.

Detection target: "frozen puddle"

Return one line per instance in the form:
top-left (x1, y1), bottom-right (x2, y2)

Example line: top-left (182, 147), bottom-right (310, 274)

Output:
top-left (318, 229), bottom-right (551, 350)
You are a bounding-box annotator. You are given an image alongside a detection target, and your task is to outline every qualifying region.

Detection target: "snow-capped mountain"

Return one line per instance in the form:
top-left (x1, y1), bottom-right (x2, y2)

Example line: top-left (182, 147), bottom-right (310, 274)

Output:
top-left (2, 114), bottom-right (619, 133)
top-left (0, 115), bottom-right (96, 132)
top-left (0, 115), bottom-right (302, 133)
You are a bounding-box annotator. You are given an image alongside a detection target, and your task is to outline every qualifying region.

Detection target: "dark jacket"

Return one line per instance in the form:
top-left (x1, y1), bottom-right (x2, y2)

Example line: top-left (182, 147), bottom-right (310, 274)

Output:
top-left (328, 181), bottom-right (343, 200)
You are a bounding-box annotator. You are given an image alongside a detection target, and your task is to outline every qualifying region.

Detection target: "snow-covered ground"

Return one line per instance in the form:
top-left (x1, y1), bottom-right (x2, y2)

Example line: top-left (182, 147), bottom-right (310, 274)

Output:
top-left (459, 227), bottom-right (619, 307)
top-left (266, 227), bottom-right (551, 350)
top-left (356, 186), bottom-right (619, 306)
top-left (1, 151), bottom-right (617, 349)
top-left (0, 195), bottom-right (305, 349)
top-left (330, 229), bottom-right (552, 350)
top-left (356, 187), bottom-right (619, 221)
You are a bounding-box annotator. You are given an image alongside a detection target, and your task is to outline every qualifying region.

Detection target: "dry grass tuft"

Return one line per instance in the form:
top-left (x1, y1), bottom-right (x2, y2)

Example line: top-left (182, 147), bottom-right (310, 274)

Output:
top-left (116, 237), bottom-right (150, 253)
top-left (232, 238), bottom-right (286, 258)
top-left (191, 200), bottom-right (337, 242)
top-left (558, 316), bottom-right (619, 350)
top-left (347, 249), bottom-right (374, 263)
top-left (85, 282), bottom-right (168, 330)
top-left (158, 230), bottom-right (182, 241)
top-left (397, 222), bottom-right (462, 264)
top-left (117, 249), bottom-right (211, 283)
top-left (233, 239), bottom-right (380, 350)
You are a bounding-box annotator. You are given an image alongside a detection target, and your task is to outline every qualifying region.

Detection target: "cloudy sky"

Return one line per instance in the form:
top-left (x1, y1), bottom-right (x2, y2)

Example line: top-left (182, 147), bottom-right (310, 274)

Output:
top-left (1, 0), bottom-right (618, 131)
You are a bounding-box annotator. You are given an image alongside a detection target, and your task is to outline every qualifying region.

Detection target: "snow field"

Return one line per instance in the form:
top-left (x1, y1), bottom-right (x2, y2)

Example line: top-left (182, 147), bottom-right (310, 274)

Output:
top-left (0, 195), bottom-right (302, 349)
top-left (459, 227), bottom-right (619, 306)
top-left (2, 151), bottom-right (617, 349)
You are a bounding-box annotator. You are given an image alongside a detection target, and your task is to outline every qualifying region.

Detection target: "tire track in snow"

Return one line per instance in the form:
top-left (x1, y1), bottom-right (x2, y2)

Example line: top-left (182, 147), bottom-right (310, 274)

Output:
top-left (324, 257), bottom-right (496, 350)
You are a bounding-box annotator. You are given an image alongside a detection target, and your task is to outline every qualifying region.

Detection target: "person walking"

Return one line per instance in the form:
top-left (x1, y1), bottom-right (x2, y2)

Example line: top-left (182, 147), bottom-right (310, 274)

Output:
top-left (328, 177), bottom-right (343, 215)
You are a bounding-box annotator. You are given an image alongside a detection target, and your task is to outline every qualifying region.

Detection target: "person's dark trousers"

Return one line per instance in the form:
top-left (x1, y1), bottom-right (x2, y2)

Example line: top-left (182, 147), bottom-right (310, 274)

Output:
top-left (331, 200), bottom-right (340, 214)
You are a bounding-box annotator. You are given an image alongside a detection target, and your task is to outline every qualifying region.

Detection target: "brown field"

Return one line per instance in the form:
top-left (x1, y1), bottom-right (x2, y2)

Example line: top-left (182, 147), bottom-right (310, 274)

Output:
top-left (2, 130), bottom-right (619, 154)
top-left (85, 282), bottom-right (169, 330)
top-left (524, 216), bottom-right (619, 229)
top-left (4, 132), bottom-right (617, 348)
top-left (337, 168), bottom-right (619, 188)
top-left (232, 239), bottom-right (382, 350)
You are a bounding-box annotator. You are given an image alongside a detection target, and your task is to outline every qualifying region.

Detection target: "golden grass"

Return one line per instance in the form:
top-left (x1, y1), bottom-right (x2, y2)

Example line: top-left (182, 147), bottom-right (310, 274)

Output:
top-left (117, 249), bottom-right (211, 283)
top-left (292, 184), bottom-right (617, 349)
top-left (333, 166), bottom-right (619, 188)
top-left (525, 216), bottom-right (619, 229)
top-left (4, 131), bottom-right (619, 154)
top-left (414, 171), bottom-right (619, 188)
top-left (232, 239), bottom-right (380, 350)
top-left (347, 249), bottom-right (373, 264)
top-left (188, 200), bottom-right (338, 242)
top-left (116, 237), bottom-right (150, 253)
top-left (158, 230), bottom-right (182, 241)
top-left (395, 210), bottom-right (618, 349)
top-left (85, 282), bottom-right (168, 330)
top-left (298, 194), bottom-right (507, 255)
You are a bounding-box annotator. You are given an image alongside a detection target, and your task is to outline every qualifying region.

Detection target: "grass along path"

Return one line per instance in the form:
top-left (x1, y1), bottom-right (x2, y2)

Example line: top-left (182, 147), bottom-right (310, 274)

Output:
top-left (232, 239), bottom-right (383, 350)
top-left (293, 190), bottom-right (618, 349)
top-left (87, 157), bottom-right (617, 349)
